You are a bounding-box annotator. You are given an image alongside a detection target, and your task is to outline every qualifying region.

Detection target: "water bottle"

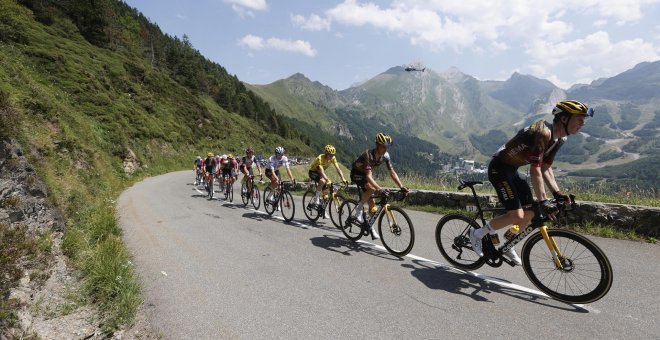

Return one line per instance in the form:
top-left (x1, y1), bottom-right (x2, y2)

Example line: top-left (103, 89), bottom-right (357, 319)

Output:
top-left (504, 225), bottom-right (521, 241)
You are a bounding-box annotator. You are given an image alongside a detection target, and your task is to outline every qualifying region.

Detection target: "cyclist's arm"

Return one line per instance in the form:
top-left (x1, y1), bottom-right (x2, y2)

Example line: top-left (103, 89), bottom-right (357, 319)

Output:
top-left (387, 167), bottom-right (404, 189)
top-left (530, 165), bottom-right (548, 202)
top-left (334, 163), bottom-right (347, 182)
top-left (541, 164), bottom-right (561, 196)
top-left (285, 166), bottom-right (295, 182)
top-left (318, 165), bottom-right (328, 181)
top-left (255, 161), bottom-right (262, 175)
top-left (365, 170), bottom-right (381, 191)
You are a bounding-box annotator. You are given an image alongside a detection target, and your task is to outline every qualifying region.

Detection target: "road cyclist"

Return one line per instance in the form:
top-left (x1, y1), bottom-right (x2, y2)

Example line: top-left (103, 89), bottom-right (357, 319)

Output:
top-left (468, 100), bottom-right (595, 265)
top-left (202, 152), bottom-right (218, 198)
top-left (307, 144), bottom-right (348, 218)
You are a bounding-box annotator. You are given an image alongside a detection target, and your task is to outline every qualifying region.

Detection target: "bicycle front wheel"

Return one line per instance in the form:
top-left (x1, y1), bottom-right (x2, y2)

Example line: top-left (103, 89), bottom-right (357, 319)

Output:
top-left (279, 190), bottom-right (295, 222)
top-left (241, 183), bottom-right (249, 206)
top-left (378, 206), bottom-right (415, 257)
top-left (435, 214), bottom-right (485, 270)
top-left (338, 199), bottom-right (363, 241)
top-left (229, 183), bottom-right (234, 202)
top-left (522, 229), bottom-right (613, 304)
top-left (328, 194), bottom-right (345, 229)
top-left (302, 190), bottom-right (320, 222)
top-left (251, 186), bottom-right (261, 210)
top-left (263, 186), bottom-right (275, 215)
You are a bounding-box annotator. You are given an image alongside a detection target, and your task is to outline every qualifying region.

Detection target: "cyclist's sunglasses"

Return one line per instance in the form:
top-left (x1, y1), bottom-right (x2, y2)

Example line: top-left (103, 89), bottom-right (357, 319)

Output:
top-left (586, 107), bottom-right (594, 117)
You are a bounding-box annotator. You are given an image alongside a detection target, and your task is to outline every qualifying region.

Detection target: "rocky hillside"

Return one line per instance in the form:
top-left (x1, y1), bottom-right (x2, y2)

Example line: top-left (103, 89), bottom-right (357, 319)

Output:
top-left (0, 0), bottom-right (312, 336)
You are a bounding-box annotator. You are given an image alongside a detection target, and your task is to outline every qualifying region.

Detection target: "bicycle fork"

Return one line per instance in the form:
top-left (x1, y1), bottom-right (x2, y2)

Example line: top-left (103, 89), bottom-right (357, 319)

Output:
top-left (539, 226), bottom-right (566, 270)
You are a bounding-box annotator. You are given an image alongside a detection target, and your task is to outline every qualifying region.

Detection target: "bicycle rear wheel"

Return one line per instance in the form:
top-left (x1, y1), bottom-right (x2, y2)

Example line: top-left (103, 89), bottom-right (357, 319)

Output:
top-left (378, 206), bottom-right (415, 257)
top-left (302, 190), bottom-right (320, 222)
top-left (435, 214), bottom-right (485, 270)
top-left (251, 186), bottom-right (261, 210)
top-left (522, 229), bottom-right (613, 304)
top-left (328, 194), bottom-right (345, 229)
top-left (338, 199), bottom-right (363, 241)
top-left (279, 190), bottom-right (295, 222)
top-left (263, 186), bottom-right (275, 215)
top-left (241, 183), bottom-right (249, 206)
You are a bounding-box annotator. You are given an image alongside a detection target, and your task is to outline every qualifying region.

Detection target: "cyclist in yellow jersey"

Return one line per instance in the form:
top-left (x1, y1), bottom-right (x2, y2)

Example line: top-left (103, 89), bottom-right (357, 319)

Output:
top-left (308, 145), bottom-right (348, 207)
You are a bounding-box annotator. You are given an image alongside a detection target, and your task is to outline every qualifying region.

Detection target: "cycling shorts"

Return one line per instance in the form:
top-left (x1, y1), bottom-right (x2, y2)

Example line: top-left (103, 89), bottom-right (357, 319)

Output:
top-left (205, 165), bottom-right (215, 174)
top-left (308, 170), bottom-right (321, 182)
top-left (222, 169), bottom-right (236, 178)
top-left (265, 168), bottom-right (280, 179)
top-left (488, 158), bottom-right (533, 211)
top-left (350, 168), bottom-right (367, 191)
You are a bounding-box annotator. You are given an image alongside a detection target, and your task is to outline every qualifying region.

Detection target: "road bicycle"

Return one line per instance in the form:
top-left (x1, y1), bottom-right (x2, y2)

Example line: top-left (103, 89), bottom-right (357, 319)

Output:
top-left (204, 172), bottom-right (215, 199)
top-left (240, 174), bottom-right (261, 209)
top-left (263, 181), bottom-right (295, 222)
top-left (223, 174), bottom-right (234, 202)
top-left (302, 181), bottom-right (348, 228)
top-left (338, 189), bottom-right (415, 257)
top-left (435, 180), bottom-right (613, 304)
top-left (194, 169), bottom-right (204, 186)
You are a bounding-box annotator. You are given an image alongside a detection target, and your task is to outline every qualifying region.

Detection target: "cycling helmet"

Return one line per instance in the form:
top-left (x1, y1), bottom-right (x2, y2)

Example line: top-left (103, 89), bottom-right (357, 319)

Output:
top-left (196, 156), bottom-right (201, 160)
top-left (246, 146), bottom-right (254, 154)
top-left (207, 152), bottom-right (213, 157)
top-left (222, 154), bottom-right (227, 160)
top-left (275, 146), bottom-right (285, 155)
top-left (375, 133), bottom-right (393, 146)
top-left (552, 100), bottom-right (593, 117)
top-left (228, 154), bottom-right (234, 159)
top-left (324, 145), bottom-right (336, 155)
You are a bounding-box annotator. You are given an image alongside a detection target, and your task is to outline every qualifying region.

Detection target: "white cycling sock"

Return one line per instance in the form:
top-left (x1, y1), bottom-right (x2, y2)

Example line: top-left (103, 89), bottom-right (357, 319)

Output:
top-left (474, 222), bottom-right (493, 239)
top-left (353, 202), bottom-right (364, 218)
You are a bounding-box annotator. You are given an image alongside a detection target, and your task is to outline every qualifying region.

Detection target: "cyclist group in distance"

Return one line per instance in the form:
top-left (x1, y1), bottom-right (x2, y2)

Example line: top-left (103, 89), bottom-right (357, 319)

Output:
top-left (193, 100), bottom-right (593, 266)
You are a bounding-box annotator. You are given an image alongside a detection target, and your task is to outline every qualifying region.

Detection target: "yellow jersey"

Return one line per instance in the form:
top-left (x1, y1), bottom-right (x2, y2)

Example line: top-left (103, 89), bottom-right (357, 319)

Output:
top-left (309, 154), bottom-right (337, 171)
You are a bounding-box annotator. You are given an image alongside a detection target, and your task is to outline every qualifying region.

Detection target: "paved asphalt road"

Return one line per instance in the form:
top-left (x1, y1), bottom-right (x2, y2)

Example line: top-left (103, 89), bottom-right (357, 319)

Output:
top-left (119, 171), bottom-right (660, 339)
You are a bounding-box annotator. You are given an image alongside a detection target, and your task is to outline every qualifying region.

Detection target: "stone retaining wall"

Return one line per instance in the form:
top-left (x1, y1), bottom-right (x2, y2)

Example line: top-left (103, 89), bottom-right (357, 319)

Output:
top-left (295, 182), bottom-right (659, 237)
top-left (406, 189), bottom-right (659, 237)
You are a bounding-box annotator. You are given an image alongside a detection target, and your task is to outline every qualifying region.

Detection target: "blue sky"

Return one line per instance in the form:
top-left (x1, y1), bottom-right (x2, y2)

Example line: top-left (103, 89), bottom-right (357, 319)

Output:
top-left (124, 0), bottom-right (660, 90)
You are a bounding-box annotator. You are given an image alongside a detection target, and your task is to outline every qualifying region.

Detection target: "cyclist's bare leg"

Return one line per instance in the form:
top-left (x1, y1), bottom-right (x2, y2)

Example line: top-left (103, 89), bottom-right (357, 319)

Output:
top-left (490, 208), bottom-right (534, 231)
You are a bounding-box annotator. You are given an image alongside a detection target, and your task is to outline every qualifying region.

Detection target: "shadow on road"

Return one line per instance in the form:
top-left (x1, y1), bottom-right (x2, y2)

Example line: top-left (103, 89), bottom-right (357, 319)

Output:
top-left (402, 259), bottom-right (589, 312)
top-left (310, 234), bottom-right (404, 261)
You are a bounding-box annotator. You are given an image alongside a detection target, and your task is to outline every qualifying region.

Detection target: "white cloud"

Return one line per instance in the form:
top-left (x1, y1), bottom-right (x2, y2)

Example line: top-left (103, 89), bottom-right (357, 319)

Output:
top-left (239, 34), bottom-right (317, 56)
top-left (175, 13), bottom-right (187, 20)
top-left (525, 31), bottom-right (660, 86)
top-left (593, 19), bottom-right (607, 27)
top-left (291, 14), bottom-right (331, 31)
top-left (224, 0), bottom-right (267, 11)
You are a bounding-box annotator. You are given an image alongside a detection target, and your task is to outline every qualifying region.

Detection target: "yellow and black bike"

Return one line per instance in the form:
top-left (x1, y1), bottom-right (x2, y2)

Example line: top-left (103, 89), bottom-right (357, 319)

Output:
top-left (339, 189), bottom-right (415, 257)
top-left (435, 180), bottom-right (613, 304)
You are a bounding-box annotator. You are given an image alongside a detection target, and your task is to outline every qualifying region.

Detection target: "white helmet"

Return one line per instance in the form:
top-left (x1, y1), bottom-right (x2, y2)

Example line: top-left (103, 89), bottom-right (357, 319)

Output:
top-left (222, 154), bottom-right (227, 160)
top-left (275, 146), bottom-right (285, 155)
top-left (196, 156), bottom-right (201, 160)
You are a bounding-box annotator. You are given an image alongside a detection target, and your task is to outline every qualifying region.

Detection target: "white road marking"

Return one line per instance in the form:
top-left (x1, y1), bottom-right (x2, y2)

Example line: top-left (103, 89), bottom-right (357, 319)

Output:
top-left (193, 184), bottom-right (587, 308)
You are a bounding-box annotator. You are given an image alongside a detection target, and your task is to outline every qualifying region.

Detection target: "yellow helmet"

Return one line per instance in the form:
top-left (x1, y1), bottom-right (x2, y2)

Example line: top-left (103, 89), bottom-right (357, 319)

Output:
top-left (552, 100), bottom-right (593, 117)
top-left (228, 154), bottom-right (234, 159)
top-left (375, 132), bottom-right (393, 146)
top-left (207, 152), bottom-right (213, 157)
top-left (324, 144), bottom-right (336, 155)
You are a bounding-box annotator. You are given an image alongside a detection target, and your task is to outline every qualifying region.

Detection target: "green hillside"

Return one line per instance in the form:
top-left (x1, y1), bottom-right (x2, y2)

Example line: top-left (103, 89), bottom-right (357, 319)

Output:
top-left (0, 0), bottom-right (312, 333)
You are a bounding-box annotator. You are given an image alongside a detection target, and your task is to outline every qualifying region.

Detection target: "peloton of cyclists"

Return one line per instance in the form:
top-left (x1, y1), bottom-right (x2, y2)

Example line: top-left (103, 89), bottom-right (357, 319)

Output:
top-left (469, 100), bottom-right (593, 265)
